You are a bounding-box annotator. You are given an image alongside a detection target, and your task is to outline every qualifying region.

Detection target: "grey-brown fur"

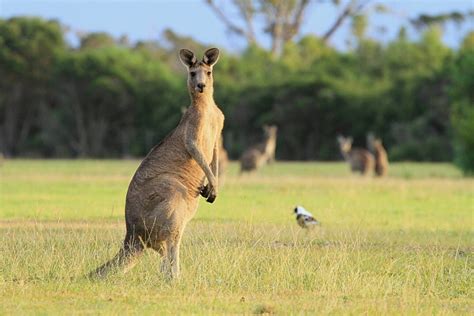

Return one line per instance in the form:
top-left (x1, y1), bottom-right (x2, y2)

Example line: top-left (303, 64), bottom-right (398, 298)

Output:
top-left (240, 125), bottom-right (277, 172)
top-left (367, 135), bottom-right (389, 177)
top-left (337, 135), bottom-right (374, 175)
top-left (89, 48), bottom-right (224, 280)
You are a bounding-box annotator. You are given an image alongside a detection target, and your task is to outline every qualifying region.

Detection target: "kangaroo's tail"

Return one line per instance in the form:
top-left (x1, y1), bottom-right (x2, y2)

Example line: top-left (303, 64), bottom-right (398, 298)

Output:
top-left (87, 235), bottom-right (144, 280)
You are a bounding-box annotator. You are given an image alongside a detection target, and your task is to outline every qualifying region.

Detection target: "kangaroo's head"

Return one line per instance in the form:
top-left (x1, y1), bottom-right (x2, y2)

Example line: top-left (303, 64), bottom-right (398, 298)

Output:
top-left (337, 136), bottom-right (353, 153)
top-left (179, 48), bottom-right (220, 96)
top-left (263, 125), bottom-right (278, 141)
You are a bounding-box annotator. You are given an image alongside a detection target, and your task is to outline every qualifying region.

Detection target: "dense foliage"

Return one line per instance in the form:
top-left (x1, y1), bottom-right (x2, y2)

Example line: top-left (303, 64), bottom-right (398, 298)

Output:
top-left (449, 33), bottom-right (474, 174)
top-left (0, 17), bottom-right (472, 172)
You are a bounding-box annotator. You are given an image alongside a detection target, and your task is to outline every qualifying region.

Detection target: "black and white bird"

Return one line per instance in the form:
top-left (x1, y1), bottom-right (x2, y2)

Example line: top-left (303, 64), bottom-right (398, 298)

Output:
top-left (294, 205), bottom-right (320, 228)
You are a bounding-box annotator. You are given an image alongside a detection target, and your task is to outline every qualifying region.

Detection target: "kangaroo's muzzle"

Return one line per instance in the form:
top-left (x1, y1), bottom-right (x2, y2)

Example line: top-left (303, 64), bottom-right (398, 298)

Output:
top-left (196, 83), bottom-right (205, 93)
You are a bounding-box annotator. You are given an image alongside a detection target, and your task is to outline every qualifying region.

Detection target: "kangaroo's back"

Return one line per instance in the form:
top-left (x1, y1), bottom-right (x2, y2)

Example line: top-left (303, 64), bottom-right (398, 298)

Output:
top-left (126, 110), bottom-right (208, 203)
top-left (338, 135), bottom-right (374, 175)
top-left (349, 148), bottom-right (374, 174)
top-left (240, 148), bottom-right (267, 172)
top-left (240, 125), bottom-right (277, 172)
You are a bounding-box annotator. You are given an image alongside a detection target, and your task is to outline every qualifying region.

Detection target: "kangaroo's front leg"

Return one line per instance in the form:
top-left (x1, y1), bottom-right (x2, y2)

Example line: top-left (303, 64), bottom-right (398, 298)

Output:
top-left (185, 122), bottom-right (218, 203)
top-left (201, 140), bottom-right (219, 200)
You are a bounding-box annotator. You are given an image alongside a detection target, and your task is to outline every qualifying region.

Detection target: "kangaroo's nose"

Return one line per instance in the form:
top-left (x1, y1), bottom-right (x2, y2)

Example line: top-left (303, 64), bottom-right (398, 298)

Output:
top-left (197, 83), bottom-right (205, 90)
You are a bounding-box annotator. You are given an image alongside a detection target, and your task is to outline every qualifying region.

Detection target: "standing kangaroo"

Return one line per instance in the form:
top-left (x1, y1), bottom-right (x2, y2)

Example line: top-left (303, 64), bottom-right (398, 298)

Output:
top-left (260, 125), bottom-right (278, 164)
top-left (240, 125), bottom-right (278, 172)
top-left (89, 48), bottom-right (224, 280)
top-left (367, 135), bottom-right (389, 177)
top-left (337, 135), bottom-right (374, 175)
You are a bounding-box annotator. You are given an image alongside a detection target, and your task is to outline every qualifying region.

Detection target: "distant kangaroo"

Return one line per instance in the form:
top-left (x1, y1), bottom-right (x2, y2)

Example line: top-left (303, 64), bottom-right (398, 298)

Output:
top-left (240, 125), bottom-right (277, 172)
top-left (337, 135), bottom-right (374, 175)
top-left (89, 48), bottom-right (224, 280)
top-left (367, 135), bottom-right (389, 177)
top-left (261, 125), bottom-right (278, 164)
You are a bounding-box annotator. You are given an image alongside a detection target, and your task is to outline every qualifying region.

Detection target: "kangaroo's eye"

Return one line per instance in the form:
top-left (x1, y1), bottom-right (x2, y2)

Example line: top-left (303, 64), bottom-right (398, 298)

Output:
top-left (190, 72), bottom-right (196, 77)
top-left (207, 72), bottom-right (212, 76)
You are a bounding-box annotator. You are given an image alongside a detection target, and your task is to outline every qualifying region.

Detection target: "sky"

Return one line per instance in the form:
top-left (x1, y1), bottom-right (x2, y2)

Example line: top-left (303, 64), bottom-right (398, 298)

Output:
top-left (0, 0), bottom-right (472, 51)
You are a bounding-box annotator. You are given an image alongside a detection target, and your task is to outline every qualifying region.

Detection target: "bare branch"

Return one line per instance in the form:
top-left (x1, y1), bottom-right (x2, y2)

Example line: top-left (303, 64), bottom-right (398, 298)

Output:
top-left (284, 0), bottom-right (311, 41)
top-left (322, 0), bottom-right (371, 43)
top-left (234, 0), bottom-right (257, 43)
top-left (205, 0), bottom-right (255, 43)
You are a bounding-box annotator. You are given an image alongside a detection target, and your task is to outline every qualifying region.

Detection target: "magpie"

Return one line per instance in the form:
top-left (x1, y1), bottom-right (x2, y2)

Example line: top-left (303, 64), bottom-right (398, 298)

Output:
top-left (294, 205), bottom-right (320, 228)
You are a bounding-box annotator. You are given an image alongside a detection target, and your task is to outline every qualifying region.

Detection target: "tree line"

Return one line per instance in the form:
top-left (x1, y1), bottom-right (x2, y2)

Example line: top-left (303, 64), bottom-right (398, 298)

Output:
top-left (0, 16), bottom-right (473, 174)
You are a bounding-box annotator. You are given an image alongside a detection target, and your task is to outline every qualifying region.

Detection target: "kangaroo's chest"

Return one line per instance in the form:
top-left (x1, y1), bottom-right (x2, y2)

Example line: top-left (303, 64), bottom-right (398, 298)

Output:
top-left (198, 110), bottom-right (223, 161)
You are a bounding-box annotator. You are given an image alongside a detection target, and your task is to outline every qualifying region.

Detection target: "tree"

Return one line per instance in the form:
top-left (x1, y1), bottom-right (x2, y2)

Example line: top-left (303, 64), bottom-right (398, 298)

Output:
top-left (0, 16), bottom-right (469, 162)
top-left (79, 32), bottom-right (116, 49)
top-left (54, 47), bottom-right (184, 157)
top-left (0, 17), bottom-right (65, 156)
top-left (205, 0), bottom-right (375, 57)
top-left (410, 11), bottom-right (474, 31)
top-left (450, 32), bottom-right (474, 175)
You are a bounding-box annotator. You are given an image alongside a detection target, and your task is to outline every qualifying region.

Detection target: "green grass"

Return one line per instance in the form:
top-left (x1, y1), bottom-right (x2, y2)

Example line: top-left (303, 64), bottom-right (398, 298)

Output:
top-left (0, 160), bottom-right (472, 314)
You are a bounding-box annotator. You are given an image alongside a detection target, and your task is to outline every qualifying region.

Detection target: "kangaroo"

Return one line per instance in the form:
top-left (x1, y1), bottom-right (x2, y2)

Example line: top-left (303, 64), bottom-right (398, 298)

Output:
top-left (337, 135), bottom-right (374, 175)
top-left (240, 125), bottom-right (277, 172)
top-left (367, 135), bottom-right (389, 177)
top-left (262, 125), bottom-right (278, 164)
top-left (240, 147), bottom-right (268, 172)
top-left (89, 48), bottom-right (224, 280)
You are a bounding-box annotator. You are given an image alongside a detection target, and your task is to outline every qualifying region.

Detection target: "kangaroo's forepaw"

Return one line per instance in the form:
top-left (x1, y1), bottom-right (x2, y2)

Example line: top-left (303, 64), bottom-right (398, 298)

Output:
top-left (206, 187), bottom-right (217, 203)
top-left (200, 184), bottom-right (217, 203)
top-left (200, 184), bottom-right (210, 198)
top-left (206, 193), bottom-right (216, 203)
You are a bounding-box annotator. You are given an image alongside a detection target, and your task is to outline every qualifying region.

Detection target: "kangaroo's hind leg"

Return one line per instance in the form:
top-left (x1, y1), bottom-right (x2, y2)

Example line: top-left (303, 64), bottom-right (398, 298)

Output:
top-left (151, 203), bottom-right (188, 280)
top-left (88, 233), bottom-right (144, 279)
top-left (159, 225), bottom-right (186, 280)
top-left (146, 178), bottom-right (191, 280)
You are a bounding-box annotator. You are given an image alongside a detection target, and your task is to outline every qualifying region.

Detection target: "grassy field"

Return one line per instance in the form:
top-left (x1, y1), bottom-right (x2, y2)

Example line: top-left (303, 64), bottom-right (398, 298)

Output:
top-left (0, 160), bottom-right (472, 314)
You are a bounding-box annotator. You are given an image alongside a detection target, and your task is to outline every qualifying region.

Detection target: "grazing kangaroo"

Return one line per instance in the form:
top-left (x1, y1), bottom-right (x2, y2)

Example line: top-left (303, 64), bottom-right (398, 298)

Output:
top-left (240, 147), bottom-right (268, 172)
top-left (240, 125), bottom-right (277, 172)
top-left (337, 135), bottom-right (374, 175)
top-left (89, 48), bottom-right (224, 280)
top-left (367, 135), bottom-right (389, 177)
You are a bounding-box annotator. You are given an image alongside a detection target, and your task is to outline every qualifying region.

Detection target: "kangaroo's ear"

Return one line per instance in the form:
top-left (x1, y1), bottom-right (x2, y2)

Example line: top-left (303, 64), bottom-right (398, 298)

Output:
top-left (179, 49), bottom-right (197, 68)
top-left (203, 48), bottom-right (220, 66)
